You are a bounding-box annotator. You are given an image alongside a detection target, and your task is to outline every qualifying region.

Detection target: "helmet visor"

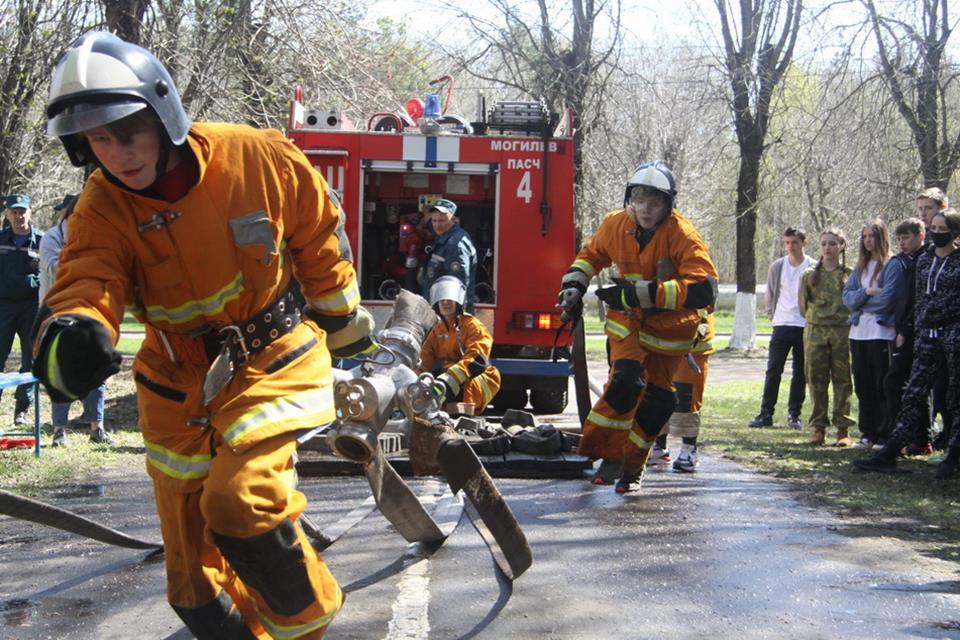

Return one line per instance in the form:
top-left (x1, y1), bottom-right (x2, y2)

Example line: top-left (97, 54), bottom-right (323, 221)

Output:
top-left (429, 277), bottom-right (466, 306)
top-left (47, 99), bottom-right (147, 137)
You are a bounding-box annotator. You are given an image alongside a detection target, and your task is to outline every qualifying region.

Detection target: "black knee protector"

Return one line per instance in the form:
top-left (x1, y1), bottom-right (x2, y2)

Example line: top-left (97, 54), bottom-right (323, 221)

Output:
top-left (212, 518), bottom-right (315, 617)
top-left (603, 359), bottom-right (646, 414)
top-left (674, 381), bottom-right (693, 413)
top-left (635, 383), bottom-right (678, 437)
top-left (172, 590), bottom-right (257, 640)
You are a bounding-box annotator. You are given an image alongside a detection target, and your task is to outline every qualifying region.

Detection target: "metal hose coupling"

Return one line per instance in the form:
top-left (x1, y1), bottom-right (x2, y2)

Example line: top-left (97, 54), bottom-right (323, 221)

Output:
top-left (328, 374), bottom-right (396, 462)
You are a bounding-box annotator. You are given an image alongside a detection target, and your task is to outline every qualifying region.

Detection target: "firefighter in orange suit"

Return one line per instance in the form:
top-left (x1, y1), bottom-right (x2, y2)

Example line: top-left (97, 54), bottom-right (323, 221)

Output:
top-left (559, 161), bottom-right (717, 494)
top-left (420, 276), bottom-right (501, 413)
top-left (34, 32), bottom-right (372, 639)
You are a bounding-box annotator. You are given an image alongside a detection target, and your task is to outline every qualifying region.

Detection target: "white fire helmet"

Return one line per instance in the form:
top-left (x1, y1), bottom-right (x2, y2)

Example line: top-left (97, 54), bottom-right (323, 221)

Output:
top-left (429, 275), bottom-right (466, 307)
top-left (46, 31), bottom-right (191, 167)
top-left (623, 160), bottom-right (677, 211)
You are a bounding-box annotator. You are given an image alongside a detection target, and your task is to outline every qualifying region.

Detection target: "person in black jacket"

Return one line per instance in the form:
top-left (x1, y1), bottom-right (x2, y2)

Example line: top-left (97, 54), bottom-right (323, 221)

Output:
top-left (854, 209), bottom-right (960, 478)
top-left (877, 218), bottom-right (925, 449)
top-left (0, 194), bottom-right (43, 426)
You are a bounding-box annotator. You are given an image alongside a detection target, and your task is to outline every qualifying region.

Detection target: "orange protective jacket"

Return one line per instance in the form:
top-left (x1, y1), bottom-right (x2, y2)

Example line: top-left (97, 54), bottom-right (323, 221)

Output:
top-left (419, 314), bottom-right (501, 412)
top-left (40, 122), bottom-right (359, 489)
top-left (570, 208), bottom-right (717, 353)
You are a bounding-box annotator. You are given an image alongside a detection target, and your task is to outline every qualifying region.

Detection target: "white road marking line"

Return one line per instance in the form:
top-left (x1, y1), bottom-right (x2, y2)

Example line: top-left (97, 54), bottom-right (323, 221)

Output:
top-left (384, 486), bottom-right (463, 640)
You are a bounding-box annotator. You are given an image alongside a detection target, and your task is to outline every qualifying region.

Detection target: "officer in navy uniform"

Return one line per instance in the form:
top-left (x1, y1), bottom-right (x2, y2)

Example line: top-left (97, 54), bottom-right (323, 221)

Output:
top-left (0, 194), bottom-right (43, 426)
top-left (421, 198), bottom-right (477, 313)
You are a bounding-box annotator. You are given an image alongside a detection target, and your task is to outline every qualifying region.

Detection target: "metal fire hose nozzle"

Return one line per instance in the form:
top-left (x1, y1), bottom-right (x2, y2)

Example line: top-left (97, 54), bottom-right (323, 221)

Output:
top-left (329, 374), bottom-right (397, 462)
top-left (399, 372), bottom-right (443, 418)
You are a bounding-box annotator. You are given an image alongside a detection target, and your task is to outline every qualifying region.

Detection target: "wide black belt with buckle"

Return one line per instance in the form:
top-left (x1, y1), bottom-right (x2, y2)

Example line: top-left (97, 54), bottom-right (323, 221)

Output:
top-left (201, 289), bottom-right (301, 405)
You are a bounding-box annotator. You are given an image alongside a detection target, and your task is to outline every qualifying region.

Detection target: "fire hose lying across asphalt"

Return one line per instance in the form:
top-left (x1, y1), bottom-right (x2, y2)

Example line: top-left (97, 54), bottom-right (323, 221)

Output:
top-left (0, 290), bottom-right (532, 581)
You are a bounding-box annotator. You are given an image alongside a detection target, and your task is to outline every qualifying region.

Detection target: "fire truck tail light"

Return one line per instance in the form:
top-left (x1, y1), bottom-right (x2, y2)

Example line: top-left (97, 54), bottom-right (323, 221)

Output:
top-left (513, 311), bottom-right (563, 331)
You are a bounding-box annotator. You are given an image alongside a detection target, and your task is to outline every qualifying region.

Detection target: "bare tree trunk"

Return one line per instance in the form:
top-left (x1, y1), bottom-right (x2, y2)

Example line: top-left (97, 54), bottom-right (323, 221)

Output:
top-left (716, 0), bottom-right (801, 350)
top-left (101, 0), bottom-right (149, 43)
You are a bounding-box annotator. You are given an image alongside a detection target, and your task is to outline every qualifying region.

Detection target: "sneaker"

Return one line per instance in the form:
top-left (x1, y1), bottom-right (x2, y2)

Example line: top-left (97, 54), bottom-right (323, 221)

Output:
top-left (851, 437), bottom-right (873, 450)
top-left (749, 413), bottom-right (773, 428)
top-left (89, 428), bottom-right (113, 445)
top-left (614, 473), bottom-right (643, 494)
top-left (852, 454), bottom-right (897, 473)
top-left (871, 441), bottom-right (887, 451)
top-left (646, 445), bottom-right (672, 466)
top-left (13, 411), bottom-right (27, 427)
top-left (808, 430), bottom-right (825, 446)
top-left (835, 435), bottom-right (853, 448)
top-left (51, 427), bottom-right (67, 448)
top-left (673, 445), bottom-right (698, 473)
top-left (589, 459), bottom-right (623, 485)
top-left (786, 414), bottom-right (803, 430)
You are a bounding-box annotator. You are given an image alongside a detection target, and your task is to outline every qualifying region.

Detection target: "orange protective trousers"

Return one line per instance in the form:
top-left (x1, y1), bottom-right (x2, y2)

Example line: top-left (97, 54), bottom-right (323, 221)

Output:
top-left (154, 431), bottom-right (341, 639)
top-left (578, 327), bottom-right (684, 461)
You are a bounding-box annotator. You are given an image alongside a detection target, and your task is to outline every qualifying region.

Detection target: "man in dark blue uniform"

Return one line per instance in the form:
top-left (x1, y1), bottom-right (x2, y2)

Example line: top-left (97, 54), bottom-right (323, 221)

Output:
top-left (0, 194), bottom-right (42, 426)
top-left (421, 198), bottom-right (477, 313)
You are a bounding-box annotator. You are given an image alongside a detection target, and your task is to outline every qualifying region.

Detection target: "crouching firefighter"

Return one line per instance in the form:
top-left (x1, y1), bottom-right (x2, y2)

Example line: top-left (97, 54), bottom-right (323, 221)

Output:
top-left (558, 161), bottom-right (717, 494)
top-left (420, 275), bottom-right (501, 414)
top-left (35, 32), bottom-right (376, 639)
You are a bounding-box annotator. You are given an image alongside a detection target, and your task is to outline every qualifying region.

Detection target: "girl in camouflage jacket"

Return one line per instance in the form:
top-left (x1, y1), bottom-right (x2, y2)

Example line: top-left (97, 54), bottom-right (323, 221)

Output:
top-left (799, 227), bottom-right (855, 446)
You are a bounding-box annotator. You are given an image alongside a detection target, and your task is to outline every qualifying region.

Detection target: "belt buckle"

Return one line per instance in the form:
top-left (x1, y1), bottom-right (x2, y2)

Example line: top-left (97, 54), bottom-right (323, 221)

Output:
top-left (219, 325), bottom-right (250, 365)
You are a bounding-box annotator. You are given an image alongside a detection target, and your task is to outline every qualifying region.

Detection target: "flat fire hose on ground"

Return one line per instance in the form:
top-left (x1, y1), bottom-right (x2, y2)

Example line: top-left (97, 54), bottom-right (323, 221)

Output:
top-left (410, 415), bottom-right (533, 580)
top-left (438, 439), bottom-right (533, 580)
top-left (0, 488), bottom-right (162, 551)
top-left (363, 447), bottom-right (446, 543)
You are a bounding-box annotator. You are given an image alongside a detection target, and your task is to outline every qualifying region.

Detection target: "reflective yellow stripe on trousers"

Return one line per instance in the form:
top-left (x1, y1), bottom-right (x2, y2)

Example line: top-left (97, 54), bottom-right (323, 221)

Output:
top-left (257, 588), bottom-right (343, 639)
top-left (145, 441), bottom-right (212, 480)
top-left (586, 410), bottom-right (632, 431)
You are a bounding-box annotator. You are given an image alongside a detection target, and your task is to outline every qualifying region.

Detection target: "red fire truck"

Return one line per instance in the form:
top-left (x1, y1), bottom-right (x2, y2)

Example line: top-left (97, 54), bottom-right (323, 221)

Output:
top-left (287, 87), bottom-right (576, 414)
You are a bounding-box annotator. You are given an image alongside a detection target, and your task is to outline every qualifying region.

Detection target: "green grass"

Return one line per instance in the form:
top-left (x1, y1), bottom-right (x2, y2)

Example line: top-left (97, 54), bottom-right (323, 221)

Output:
top-left (0, 366), bottom-right (143, 494)
top-left (703, 378), bottom-right (960, 553)
top-left (0, 429), bottom-right (144, 495)
top-left (117, 336), bottom-right (144, 355)
top-left (121, 312), bottom-right (143, 331)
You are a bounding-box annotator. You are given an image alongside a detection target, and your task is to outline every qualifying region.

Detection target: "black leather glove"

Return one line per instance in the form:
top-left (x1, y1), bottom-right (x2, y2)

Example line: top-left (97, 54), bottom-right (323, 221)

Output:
top-left (595, 278), bottom-right (655, 311)
top-left (33, 314), bottom-right (121, 403)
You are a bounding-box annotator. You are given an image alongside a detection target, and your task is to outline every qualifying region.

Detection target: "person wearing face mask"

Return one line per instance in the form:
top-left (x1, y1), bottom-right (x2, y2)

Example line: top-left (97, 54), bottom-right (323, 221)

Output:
top-left (907, 187), bottom-right (952, 456)
top-left (556, 161), bottom-right (718, 494)
top-left (0, 193), bottom-right (42, 428)
top-left (854, 208), bottom-right (960, 479)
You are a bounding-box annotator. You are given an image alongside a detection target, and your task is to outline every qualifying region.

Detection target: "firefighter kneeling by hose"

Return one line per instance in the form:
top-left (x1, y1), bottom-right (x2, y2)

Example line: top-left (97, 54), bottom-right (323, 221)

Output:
top-left (558, 161), bottom-right (718, 495)
top-left (419, 276), bottom-right (501, 414)
top-left (35, 31), bottom-right (372, 639)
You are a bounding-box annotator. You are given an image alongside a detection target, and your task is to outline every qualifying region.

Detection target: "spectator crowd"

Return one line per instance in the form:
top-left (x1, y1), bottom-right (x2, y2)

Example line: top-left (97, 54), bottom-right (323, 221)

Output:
top-left (749, 187), bottom-right (959, 480)
top-left (0, 192), bottom-right (112, 447)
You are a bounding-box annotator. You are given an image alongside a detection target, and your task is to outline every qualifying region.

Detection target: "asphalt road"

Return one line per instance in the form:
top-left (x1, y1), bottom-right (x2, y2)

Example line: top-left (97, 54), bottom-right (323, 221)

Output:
top-left (1, 359), bottom-right (958, 639)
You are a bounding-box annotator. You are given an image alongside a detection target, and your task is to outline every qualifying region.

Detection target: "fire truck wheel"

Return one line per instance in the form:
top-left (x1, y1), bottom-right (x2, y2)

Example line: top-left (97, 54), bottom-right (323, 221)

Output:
top-left (494, 389), bottom-right (528, 411)
top-left (530, 389), bottom-right (568, 415)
